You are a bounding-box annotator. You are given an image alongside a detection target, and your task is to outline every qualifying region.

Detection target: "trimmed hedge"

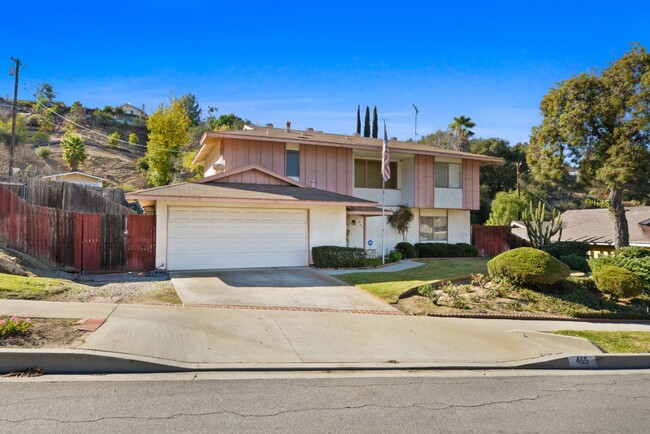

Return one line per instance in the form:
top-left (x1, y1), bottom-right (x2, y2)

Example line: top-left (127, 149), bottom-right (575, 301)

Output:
top-left (615, 246), bottom-right (650, 258)
top-left (395, 242), bottom-right (416, 259)
top-left (589, 255), bottom-right (650, 287)
top-left (540, 241), bottom-right (590, 259)
top-left (312, 246), bottom-right (365, 269)
top-left (487, 247), bottom-right (571, 286)
top-left (559, 254), bottom-right (590, 272)
top-left (591, 265), bottom-right (644, 299)
top-left (414, 242), bottom-right (479, 258)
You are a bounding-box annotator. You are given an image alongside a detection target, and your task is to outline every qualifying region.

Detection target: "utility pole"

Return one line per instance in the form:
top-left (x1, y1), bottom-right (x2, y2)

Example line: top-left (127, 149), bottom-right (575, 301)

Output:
top-left (412, 104), bottom-right (419, 140)
top-left (516, 162), bottom-right (522, 197)
top-left (8, 56), bottom-right (22, 176)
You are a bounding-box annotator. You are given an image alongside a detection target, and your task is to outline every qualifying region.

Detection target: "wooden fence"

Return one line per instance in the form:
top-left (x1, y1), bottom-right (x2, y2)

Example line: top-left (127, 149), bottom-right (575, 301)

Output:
top-left (0, 185), bottom-right (155, 273)
top-left (471, 225), bottom-right (512, 257)
top-left (0, 176), bottom-right (134, 215)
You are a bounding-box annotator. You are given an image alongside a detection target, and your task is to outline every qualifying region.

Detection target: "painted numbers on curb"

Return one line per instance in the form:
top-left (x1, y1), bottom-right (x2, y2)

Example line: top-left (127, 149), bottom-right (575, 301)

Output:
top-left (569, 355), bottom-right (598, 368)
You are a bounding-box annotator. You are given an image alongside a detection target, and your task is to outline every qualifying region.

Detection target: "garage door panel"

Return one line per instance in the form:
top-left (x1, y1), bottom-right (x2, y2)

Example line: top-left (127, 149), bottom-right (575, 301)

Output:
top-left (167, 207), bottom-right (308, 270)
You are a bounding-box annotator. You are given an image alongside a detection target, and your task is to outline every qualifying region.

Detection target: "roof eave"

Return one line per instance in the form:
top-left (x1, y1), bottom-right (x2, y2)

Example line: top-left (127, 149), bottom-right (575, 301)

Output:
top-left (124, 194), bottom-right (375, 208)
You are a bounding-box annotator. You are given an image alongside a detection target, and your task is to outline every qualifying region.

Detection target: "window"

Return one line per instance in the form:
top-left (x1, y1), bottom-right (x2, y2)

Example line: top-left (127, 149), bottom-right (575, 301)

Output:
top-left (354, 159), bottom-right (398, 189)
top-left (435, 162), bottom-right (462, 188)
top-left (286, 150), bottom-right (300, 180)
top-left (419, 216), bottom-right (448, 242)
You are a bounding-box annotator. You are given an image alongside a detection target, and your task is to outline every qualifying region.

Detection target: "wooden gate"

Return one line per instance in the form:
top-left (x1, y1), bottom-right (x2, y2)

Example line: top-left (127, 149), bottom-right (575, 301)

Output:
top-left (471, 225), bottom-right (512, 257)
top-left (126, 215), bottom-right (156, 272)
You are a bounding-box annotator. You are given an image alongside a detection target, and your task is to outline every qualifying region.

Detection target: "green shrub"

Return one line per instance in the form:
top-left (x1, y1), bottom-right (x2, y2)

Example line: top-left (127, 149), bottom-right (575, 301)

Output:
top-left (108, 131), bottom-right (120, 149)
top-left (559, 254), bottom-right (590, 272)
top-left (415, 243), bottom-right (479, 258)
top-left (388, 250), bottom-right (402, 262)
top-left (487, 247), bottom-right (571, 286)
top-left (591, 265), bottom-right (644, 300)
top-left (589, 256), bottom-right (650, 287)
top-left (615, 247), bottom-right (650, 258)
top-left (394, 242), bottom-right (416, 259)
top-left (35, 146), bottom-right (51, 159)
top-left (540, 241), bottom-right (590, 259)
top-left (32, 131), bottom-right (49, 146)
top-left (312, 246), bottom-right (365, 269)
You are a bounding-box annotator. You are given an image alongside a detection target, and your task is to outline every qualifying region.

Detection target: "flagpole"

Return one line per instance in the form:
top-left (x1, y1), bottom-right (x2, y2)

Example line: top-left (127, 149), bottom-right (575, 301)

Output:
top-left (381, 119), bottom-right (388, 265)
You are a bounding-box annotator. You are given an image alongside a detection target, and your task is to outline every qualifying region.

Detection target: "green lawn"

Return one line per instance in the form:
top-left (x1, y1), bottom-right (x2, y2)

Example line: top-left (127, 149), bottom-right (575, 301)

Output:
top-left (0, 273), bottom-right (77, 300)
top-left (336, 258), bottom-right (490, 303)
top-left (556, 330), bottom-right (650, 353)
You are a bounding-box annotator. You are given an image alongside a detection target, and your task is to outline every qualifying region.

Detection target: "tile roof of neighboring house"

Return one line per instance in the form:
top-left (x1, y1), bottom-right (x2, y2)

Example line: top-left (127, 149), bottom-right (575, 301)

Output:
top-left (43, 171), bottom-right (109, 183)
top-left (512, 207), bottom-right (650, 246)
top-left (126, 181), bottom-right (376, 207)
top-left (194, 125), bottom-right (505, 165)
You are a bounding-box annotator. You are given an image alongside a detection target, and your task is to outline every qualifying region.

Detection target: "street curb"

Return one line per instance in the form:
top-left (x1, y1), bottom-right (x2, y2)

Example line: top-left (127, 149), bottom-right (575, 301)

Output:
top-left (1, 349), bottom-right (649, 375)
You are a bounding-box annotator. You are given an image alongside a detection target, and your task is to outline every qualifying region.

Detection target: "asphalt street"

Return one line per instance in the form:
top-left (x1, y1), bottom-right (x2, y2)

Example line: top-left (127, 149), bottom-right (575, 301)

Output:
top-left (1, 370), bottom-right (649, 433)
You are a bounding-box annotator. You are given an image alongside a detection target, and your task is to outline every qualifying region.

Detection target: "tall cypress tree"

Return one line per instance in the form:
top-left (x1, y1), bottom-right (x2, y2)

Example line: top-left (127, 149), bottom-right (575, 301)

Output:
top-left (371, 106), bottom-right (378, 138)
top-left (356, 105), bottom-right (361, 135)
top-left (363, 106), bottom-right (370, 137)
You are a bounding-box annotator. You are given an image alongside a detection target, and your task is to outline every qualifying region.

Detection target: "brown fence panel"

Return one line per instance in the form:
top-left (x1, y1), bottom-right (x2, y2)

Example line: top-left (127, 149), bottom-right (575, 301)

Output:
top-left (82, 214), bottom-right (102, 272)
top-left (126, 215), bottom-right (156, 272)
top-left (471, 225), bottom-right (512, 257)
top-left (100, 214), bottom-right (126, 272)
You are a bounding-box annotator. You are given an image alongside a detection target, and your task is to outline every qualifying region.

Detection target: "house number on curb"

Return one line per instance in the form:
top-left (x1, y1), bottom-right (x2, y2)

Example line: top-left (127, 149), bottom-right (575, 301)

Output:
top-left (367, 240), bottom-right (373, 246)
top-left (568, 355), bottom-right (597, 368)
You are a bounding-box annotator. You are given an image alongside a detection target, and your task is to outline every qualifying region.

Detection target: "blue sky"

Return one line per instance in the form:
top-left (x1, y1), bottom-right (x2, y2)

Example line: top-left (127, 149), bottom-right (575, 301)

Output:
top-left (3, 1), bottom-right (649, 144)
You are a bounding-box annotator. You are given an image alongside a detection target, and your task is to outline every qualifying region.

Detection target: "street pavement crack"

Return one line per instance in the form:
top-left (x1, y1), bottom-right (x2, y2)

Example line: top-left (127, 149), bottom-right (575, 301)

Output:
top-left (0, 395), bottom-right (547, 424)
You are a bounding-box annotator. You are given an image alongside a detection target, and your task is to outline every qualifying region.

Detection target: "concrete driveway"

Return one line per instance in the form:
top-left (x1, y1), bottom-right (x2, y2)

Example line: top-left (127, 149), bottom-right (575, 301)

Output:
top-left (170, 267), bottom-right (396, 312)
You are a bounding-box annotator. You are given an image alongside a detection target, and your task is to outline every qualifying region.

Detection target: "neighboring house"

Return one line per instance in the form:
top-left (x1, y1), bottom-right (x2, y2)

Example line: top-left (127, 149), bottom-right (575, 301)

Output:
top-left (126, 123), bottom-right (502, 271)
top-left (512, 207), bottom-right (650, 255)
top-left (43, 172), bottom-right (109, 188)
top-left (118, 103), bottom-right (146, 118)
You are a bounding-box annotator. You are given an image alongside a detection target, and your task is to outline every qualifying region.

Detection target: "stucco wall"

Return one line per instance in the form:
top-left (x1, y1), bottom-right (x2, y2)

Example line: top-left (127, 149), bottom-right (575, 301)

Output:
top-left (153, 201), bottom-right (347, 269)
top-left (448, 209), bottom-right (471, 244)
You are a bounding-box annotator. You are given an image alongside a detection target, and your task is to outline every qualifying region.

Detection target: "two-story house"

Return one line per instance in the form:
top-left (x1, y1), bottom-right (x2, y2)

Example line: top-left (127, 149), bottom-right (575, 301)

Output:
top-left (126, 123), bottom-right (502, 271)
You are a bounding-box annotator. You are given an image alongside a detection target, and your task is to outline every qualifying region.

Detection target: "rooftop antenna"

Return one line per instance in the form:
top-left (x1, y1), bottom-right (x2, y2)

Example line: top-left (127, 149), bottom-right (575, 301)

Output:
top-left (412, 104), bottom-right (419, 140)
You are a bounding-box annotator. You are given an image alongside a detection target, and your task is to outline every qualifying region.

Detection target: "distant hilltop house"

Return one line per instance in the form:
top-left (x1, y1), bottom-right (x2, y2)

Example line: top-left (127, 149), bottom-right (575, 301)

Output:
top-left (43, 171), bottom-right (110, 188)
top-left (118, 103), bottom-right (146, 118)
top-left (512, 206), bottom-right (650, 255)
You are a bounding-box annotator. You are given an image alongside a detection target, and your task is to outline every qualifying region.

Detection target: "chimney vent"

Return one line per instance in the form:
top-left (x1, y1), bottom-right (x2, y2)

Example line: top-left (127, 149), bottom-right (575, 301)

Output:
top-left (265, 123), bottom-right (274, 128)
top-left (306, 127), bottom-right (314, 133)
top-left (286, 121), bottom-right (291, 132)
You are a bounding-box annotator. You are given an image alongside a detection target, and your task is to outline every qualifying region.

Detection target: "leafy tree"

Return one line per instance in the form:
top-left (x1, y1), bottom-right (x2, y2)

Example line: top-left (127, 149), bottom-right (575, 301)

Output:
top-left (32, 131), bottom-right (49, 147)
top-left (485, 190), bottom-right (529, 226)
top-left (144, 98), bottom-right (190, 186)
top-left (102, 105), bottom-right (115, 117)
top-left (108, 131), bottom-right (120, 149)
top-left (114, 106), bottom-right (125, 118)
top-left (528, 44), bottom-right (650, 248)
top-left (61, 135), bottom-right (87, 170)
top-left (363, 106), bottom-right (370, 137)
top-left (371, 106), bottom-right (378, 138)
top-left (0, 114), bottom-right (28, 146)
top-left (180, 93), bottom-right (202, 126)
top-left (356, 105), bottom-right (361, 135)
top-left (208, 113), bottom-right (249, 131)
top-left (387, 205), bottom-right (414, 241)
top-left (469, 138), bottom-right (527, 199)
top-left (33, 82), bottom-right (56, 107)
top-left (180, 150), bottom-right (204, 180)
top-left (419, 129), bottom-right (454, 149)
top-left (33, 83), bottom-right (58, 133)
top-left (449, 115), bottom-right (475, 152)
top-left (128, 132), bottom-right (139, 145)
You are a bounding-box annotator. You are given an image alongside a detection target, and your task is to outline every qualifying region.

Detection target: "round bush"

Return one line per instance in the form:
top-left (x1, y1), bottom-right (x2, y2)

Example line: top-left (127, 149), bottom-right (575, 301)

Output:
top-left (395, 242), bottom-right (416, 259)
top-left (36, 146), bottom-right (51, 159)
top-left (487, 247), bottom-right (571, 286)
top-left (615, 247), bottom-right (650, 258)
top-left (559, 254), bottom-right (589, 272)
top-left (591, 265), bottom-right (644, 299)
top-left (540, 241), bottom-right (590, 259)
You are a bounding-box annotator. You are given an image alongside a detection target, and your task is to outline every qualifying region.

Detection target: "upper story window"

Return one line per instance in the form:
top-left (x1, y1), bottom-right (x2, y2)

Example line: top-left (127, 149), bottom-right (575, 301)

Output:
top-left (286, 143), bottom-right (300, 180)
top-left (435, 162), bottom-right (462, 189)
top-left (354, 159), bottom-right (398, 189)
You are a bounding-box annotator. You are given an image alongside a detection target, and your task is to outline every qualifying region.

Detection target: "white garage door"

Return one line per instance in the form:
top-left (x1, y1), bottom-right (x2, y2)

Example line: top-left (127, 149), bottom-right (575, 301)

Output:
top-left (167, 207), bottom-right (308, 271)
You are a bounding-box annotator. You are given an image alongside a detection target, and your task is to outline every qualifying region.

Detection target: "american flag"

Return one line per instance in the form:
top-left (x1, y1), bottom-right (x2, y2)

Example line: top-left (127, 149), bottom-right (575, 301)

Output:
top-left (381, 121), bottom-right (390, 182)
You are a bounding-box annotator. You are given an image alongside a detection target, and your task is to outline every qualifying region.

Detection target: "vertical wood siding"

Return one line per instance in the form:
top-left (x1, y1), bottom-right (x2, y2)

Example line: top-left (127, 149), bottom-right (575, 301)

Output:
top-left (462, 159), bottom-right (481, 210)
top-left (222, 138), bottom-right (286, 175)
top-left (299, 144), bottom-right (352, 194)
top-left (414, 155), bottom-right (435, 208)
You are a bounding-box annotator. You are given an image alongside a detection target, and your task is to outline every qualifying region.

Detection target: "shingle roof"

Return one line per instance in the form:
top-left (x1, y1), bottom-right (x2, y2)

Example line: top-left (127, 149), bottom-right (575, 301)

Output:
top-left (126, 181), bottom-right (376, 206)
top-left (512, 207), bottom-right (650, 246)
top-left (195, 125), bottom-right (504, 165)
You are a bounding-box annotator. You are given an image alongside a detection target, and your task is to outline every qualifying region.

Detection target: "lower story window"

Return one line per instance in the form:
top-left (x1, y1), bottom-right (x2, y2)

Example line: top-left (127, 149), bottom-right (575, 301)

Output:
top-left (419, 216), bottom-right (448, 242)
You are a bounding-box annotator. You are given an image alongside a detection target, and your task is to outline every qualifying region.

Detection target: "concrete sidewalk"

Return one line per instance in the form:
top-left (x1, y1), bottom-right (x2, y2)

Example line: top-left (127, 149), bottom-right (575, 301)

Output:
top-left (322, 260), bottom-right (424, 275)
top-left (76, 304), bottom-right (650, 367)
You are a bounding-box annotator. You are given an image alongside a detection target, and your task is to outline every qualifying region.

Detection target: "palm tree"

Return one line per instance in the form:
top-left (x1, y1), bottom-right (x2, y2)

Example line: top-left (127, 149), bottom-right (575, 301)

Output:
top-left (449, 115), bottom-right (476, 152)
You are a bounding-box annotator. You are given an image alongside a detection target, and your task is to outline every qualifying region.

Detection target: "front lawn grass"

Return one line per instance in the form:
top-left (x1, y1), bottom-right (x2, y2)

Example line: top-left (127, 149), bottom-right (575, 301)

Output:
top-left (336, 258), bottom-right (489, 303)
top-left (0, 273), bottom-right (77, 300)
top-left (555, 330), bottom-right (650, 353)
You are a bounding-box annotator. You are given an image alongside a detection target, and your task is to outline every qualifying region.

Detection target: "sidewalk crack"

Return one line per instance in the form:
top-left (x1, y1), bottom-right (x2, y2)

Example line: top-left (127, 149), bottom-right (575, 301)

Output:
top-left (270, 313), bottom-right (304, 362)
